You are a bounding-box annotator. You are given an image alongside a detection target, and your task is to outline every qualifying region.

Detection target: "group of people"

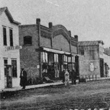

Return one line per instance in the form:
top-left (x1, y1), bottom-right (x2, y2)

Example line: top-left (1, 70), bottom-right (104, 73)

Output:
top-left (61, 67), bottom-right (77, 86)
top-left (19, 66), bottom-right (77, 89)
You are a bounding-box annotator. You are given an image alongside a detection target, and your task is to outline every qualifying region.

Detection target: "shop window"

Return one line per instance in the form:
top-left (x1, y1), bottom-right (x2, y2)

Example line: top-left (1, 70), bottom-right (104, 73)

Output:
top-left (24, 36), bottom-right (32, 45)
top-left (3, 27), bottom-right (7, 46)
top-left (9, 29), bottom-right (13, 46)
top-left (64, 55), bottom-right (67, 62)
top-left (54, 54), bottom-right (58, 63)
top-left (42, 52), bottom-right (48, 63)
top-left (68, 57), bottom-right (71, 63)
top-left (11, 59), bottom-right (17, 77)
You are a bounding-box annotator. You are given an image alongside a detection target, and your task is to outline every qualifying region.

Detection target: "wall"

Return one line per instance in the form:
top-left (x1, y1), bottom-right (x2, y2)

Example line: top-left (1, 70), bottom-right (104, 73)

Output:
top-left (52, 34), bottom-right (70, 52)
top-left (0, 12), bottom-right (20, 90)
top-left (19, 25), bottom-right (40, 84)
top-left (79, 45), bottom-right (100, 79)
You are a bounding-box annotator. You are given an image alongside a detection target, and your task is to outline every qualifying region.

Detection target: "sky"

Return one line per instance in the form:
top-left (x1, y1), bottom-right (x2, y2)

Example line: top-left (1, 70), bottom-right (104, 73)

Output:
top-left (1, 0), bottom-right (110, 47)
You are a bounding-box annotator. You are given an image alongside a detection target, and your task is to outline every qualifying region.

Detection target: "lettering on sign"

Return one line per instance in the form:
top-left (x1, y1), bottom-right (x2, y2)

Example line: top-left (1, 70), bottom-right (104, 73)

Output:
top-left (5, 45), bottom-right (22, 51)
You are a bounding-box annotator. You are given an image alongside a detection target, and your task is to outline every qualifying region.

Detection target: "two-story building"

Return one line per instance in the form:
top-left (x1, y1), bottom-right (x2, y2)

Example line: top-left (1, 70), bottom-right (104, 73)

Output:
top-left (19, 19), bottom-right (79, 85)
top-left (78, 40), bottom-right (106, 80)
top-left (0, 7), bottom-right (21, 90)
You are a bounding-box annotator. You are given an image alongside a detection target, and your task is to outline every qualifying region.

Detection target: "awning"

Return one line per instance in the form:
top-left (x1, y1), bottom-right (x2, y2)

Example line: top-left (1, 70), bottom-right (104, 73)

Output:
top-left (43, 47), bottom-right (64, 54)
top-left (42, 47), bottom-right (71, 55)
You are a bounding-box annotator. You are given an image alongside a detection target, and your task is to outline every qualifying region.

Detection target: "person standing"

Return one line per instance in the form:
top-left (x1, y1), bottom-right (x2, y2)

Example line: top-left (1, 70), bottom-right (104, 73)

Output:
top-left (71, 67), bottom-right (76, 84)
top-left (64, 69), bottom-right (70, 86)
top-left (20, 68), bottom-right (27, 89)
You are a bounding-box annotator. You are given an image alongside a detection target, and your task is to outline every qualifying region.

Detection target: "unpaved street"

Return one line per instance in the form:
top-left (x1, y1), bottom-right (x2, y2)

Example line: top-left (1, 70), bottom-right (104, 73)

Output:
top-left (1, 80), bottom-right (110, 110)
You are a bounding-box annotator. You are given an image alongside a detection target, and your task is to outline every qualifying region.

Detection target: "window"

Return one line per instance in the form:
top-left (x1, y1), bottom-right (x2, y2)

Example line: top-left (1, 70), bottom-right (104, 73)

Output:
top-left (4, 59), bottom-right (8, 76)
top-left (89, 50), bottom-right (95, 60)
top-left (42, 52), bottom-right (48, 63)
top-left (54, 54), bottom-right (58, 62)
top-left (24, 36), bottom-right (32, 45)
top-left (3, 27), bottom-right (7, 46)
top-left (68, 57), bottom-right (71, 63)
top-left (64, 55), bottom-right (67, 62)
top-left (9, 29), bottom-right (13, 46)
top-left (11, 59), bottom-right (17, 77)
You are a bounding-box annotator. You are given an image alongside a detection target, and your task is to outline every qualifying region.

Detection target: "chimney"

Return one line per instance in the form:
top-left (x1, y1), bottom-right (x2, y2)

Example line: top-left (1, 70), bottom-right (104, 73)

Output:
top-left (74, 35), bottom-right (78, 41)
top-left (68, 31), bottom-right (71, 37)
top-left (36, 18), bottom-right (41, 25)
top-left (49, 22), bottom-right (53, 28)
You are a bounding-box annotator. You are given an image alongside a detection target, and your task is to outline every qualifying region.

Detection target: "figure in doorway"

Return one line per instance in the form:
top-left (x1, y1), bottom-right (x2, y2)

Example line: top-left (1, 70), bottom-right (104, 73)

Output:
top-left (20, 68), bottom-right (27, 89)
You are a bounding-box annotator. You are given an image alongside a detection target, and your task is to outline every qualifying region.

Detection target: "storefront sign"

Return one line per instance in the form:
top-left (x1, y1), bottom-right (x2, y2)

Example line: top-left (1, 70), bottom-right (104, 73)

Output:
top-left (5, 45), bottom-right (22, 51)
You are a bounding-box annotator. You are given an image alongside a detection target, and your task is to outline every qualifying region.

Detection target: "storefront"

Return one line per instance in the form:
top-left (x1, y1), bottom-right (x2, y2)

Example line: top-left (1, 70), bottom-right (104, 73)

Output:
top-left (41, 47), bottom-right (73, 80)
top-left (19, 18), bottom-right (78, 84)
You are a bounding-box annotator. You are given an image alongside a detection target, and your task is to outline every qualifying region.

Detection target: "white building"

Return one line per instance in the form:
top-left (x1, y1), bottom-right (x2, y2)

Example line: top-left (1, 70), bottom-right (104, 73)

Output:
top-left (0, 7), bottom-right (21, 90)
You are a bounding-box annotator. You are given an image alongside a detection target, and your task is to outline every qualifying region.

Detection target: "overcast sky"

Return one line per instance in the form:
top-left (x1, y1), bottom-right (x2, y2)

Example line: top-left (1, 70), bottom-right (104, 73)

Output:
top-left (1, 0), bottom-right (110, 47)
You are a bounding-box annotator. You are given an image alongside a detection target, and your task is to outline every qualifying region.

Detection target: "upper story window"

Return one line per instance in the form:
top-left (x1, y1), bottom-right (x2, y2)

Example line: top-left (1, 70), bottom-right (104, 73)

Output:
top-left (3, 27), bottom-right (7, 46)
top-left (89, 50), bottom-right (95, 60)
top-left (24, 36), bottom-right (32, 45)
top-left (9, 29), bottom-right (13, 46)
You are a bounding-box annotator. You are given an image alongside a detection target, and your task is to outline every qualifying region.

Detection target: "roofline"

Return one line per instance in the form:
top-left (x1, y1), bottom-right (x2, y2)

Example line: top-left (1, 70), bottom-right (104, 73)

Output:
top-left (0, 7), bottom-right (20, 25)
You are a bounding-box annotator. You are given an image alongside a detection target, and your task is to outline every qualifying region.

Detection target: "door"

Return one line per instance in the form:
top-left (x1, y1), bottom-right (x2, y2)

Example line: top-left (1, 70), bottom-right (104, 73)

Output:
top-left (100, 58), bottom-right (104, 77)
top-left (6, 65), bottom-right (12, 88)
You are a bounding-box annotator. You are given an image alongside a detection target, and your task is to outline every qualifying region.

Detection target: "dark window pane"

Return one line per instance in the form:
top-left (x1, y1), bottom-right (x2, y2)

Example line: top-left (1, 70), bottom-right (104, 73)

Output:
top-left (12, 60), bottom-right (17, 77)
top-left (3, 27), bottom-right (7, 45)
top-left (10, 29), bottom-right (13, 46)
top-left (24, 36), bottom-right (32, 45)
top-left (4, 59), bottom-right (8, 76)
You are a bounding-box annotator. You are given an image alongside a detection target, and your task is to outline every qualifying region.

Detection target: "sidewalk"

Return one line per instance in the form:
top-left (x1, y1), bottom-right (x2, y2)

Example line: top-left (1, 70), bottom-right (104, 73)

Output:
top-left (0, 80), bottom-right (63, 93)
top-left (1, 77), bottom-right (110, 93)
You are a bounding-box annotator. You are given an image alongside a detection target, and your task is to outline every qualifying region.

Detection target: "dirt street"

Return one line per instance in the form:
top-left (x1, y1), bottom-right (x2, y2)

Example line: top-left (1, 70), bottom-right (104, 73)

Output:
top-left (1, 80), bottom-right (110, 110)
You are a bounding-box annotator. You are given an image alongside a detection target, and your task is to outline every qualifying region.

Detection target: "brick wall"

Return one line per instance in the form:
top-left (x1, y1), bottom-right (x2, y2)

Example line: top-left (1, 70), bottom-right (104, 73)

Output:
top-left (19, 25), bottom-right (40, 84)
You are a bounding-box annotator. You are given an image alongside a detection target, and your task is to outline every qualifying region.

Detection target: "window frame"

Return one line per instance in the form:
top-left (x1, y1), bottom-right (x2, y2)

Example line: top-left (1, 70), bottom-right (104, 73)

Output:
top-left (9, 28), bottom-right (13, 46)
top-left (3, 26), bottom-right (7, 46)
top-left (23, 36), bottom-right (32, 46)
top-left (11, 59), bottom-right (17, 78)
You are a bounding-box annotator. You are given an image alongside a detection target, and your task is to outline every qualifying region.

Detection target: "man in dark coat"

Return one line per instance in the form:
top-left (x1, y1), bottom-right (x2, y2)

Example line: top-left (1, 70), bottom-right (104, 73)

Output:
top-left (71, 67), bottom-right (76, 84)
top-left (20, 68), bottom-right (27, 89)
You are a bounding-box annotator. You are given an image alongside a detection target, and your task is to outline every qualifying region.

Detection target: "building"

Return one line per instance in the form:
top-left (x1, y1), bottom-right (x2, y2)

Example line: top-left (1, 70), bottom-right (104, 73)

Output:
top-left (19, 19), bottom-right (79, 85)
top-left (78, 40), bottom-right (107, 80)
top-left (0, 7), bottom-right (21, 90)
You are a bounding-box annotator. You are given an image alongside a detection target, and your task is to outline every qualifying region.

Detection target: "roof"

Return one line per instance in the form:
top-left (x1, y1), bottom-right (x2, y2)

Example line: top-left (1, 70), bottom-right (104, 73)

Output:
top-left (104, 48), bottom-right (110, 56)
top-left (78, 40), bottom-right (104, 46)
top-left (0, 7), bottom-right (20, 25)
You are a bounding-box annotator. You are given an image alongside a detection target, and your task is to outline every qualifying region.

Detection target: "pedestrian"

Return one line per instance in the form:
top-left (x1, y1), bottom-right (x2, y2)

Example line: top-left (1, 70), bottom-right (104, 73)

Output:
top-left (20, 68), bottom-right (27, 89)
top-left (71, 67), bottom-right (76, 84)
top-left (64, 69), bottom-right (70, 86)
top-left (61, 68), bottom-right (65, 84)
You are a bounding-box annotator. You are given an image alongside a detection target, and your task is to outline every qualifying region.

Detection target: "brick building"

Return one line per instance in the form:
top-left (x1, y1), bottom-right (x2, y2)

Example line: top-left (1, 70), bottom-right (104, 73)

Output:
top-left (19, 19), bottom-right (78, 85)
top-left (0, 7), bottom-right (21, 90)
top-left (78, 40), bottom-right (110, 80)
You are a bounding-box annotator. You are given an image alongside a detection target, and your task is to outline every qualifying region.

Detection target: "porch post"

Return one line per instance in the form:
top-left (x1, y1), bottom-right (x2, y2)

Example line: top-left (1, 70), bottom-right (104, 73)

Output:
top-left (36, 18), bottom-right (42, 78)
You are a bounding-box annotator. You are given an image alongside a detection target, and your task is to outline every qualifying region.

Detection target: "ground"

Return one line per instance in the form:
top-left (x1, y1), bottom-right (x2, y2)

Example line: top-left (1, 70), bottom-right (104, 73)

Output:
top-left (1, 80), bottom-right (110, 110)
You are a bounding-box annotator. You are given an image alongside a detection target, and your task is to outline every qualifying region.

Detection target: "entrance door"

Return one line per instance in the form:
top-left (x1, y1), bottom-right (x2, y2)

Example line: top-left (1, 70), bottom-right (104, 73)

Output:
top-left (100, 58), bottom-right (104, 77)
top-left (6, 65), bottom-right (12, 88)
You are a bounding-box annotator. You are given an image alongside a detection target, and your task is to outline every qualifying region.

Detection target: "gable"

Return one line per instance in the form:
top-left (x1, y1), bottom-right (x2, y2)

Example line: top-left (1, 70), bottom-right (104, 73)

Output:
top-left (0, 7), bottom-right (20, 25)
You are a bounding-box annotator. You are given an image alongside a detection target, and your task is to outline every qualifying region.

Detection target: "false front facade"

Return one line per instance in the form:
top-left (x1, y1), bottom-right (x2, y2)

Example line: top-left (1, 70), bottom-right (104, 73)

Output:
top-left (0, 7), bottom-right (21, 90)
